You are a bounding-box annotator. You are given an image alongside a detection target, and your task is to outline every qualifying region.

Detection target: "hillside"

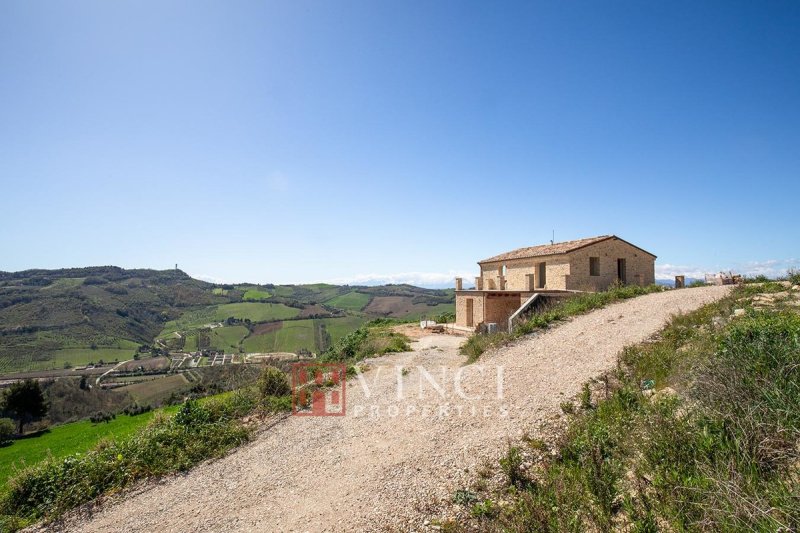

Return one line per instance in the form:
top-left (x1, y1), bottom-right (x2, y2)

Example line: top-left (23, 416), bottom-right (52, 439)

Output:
top-left (36, 286), bottom-right (732, 532)
top-left (0, 267), bottom-right (454, 375)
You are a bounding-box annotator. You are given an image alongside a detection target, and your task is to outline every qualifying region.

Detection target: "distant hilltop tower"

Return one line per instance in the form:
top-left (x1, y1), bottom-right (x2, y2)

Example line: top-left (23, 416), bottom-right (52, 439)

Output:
top-left (175, 263), bottom-right (178, 271)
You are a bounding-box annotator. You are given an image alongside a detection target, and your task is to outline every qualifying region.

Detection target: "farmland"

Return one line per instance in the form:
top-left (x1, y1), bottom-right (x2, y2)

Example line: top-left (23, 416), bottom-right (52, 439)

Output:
top-left (120, 373), bottom-right (190, 405)
top-left (0, 268), bottom-right (454, 374)
top-left (158, 302), bottom-right (299, 337)
top-left (0, 346), bottom-right (137, 374)
top-left (242, 288), bottom-right (271, 301)
top-left (325, 291), bottom-right (371, 312)
top-left (208, 326), bottom-right (249, 352)
top-left (362, 296), bottom-right (454, 319)
top-left (0, 407), bottom-right (180, 487)
top-left (241, 316), bottom-right (366, 354)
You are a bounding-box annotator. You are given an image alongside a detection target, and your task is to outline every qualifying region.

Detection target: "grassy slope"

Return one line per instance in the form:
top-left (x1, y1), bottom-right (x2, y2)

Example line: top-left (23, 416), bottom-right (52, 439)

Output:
top-left (241, 316), bottom-right (367, 354)
top-left (242, 289), bottom-right (271, 301)
top-left (214, 302), bottom-right (299, 322)
top-left (208, 326), bottom-right (249, 352)
top-left (459, 282), bottom-right (800, 532)
top-left (325, 291), bottom-right (371, 311)
top-left (1, 268), bottom-right (455, 370)
top-left (0, 406), bottom-right (180, 487)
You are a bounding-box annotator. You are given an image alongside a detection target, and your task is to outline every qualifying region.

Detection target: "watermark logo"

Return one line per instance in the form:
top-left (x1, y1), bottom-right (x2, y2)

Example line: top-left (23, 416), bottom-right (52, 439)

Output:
top-left (291, 362), bottom-right (346, 416)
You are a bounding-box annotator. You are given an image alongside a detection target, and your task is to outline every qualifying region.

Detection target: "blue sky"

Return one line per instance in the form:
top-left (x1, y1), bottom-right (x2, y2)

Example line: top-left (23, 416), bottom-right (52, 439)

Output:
top-left (1, 1), bottom-right (798, 287)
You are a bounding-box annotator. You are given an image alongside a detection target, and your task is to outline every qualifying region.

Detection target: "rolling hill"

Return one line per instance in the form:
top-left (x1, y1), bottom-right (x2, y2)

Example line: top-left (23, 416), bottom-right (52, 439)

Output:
top-left (0, 267), bottom-right (454, 375)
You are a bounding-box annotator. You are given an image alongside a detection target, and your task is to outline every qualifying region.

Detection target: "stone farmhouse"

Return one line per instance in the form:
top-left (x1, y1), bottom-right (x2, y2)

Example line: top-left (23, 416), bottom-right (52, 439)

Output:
top-left (454, 235), bottom-right (656, 331)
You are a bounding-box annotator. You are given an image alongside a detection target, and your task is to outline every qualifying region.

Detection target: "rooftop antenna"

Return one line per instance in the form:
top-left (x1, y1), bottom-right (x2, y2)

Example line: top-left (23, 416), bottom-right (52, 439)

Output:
top-left (550, 230), bottom-right (554, 245)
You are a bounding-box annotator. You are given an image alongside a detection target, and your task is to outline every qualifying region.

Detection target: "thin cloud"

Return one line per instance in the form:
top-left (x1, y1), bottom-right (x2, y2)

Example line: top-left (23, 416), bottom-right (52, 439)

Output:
top-left (326, 270), bottom-right (473, 289)
top-left (656, 259), bottom-right (799, 280)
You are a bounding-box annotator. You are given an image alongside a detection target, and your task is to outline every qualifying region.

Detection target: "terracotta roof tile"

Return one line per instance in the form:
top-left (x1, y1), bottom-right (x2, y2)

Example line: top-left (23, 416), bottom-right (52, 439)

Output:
top-left (478, 235), bottom-right (616, 263)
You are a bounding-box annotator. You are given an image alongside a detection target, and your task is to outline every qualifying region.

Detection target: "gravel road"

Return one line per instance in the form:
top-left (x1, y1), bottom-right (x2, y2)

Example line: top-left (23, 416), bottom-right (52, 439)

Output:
top-left (48, 286), bottom-right (730, 533)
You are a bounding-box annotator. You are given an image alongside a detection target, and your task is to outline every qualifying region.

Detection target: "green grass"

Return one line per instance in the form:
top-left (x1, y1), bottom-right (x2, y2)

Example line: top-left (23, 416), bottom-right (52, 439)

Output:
top-left (120, 374), bottom-right (190, 405)
top-left (325, 291), bottom-right (371, 312)
top-left (0, 393), bottom-right (260, 529)
top-left (11, 347), bottom-right (138, 373)
top-left (243, 319), bottom-right (316, 353)
top-left (208, 326), bottom-right (249, 352)
top-left (40, 278), bottom-right (85, 291)
top-left (242, 289), bottom-right (271, 301)
top-left (468, 286), bottom-right (800, 532)
top-left (214, 302), bottom-right (299, 322)
top-left (322, 320), bottom-right (411, 362)
top-left (0, 406), bottom-right (180, 488)
top-left (241, 316), bottom-right (367, 354)
top-left (401, 302), bottom-right (455, 321)
top-left (319, 316), bottom-right (367, 342)
top-left (182, 333), bottom-right (198, 352)
top-left (158, 303), bottom-right (299, 339)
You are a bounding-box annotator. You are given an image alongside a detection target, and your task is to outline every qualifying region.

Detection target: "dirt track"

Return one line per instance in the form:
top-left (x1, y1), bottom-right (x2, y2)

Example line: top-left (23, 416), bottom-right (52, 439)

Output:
top-left (49, 286), bottom-right (730, 533)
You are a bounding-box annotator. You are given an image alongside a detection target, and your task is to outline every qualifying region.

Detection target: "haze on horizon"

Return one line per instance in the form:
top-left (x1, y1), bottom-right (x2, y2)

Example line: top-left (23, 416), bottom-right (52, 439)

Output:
top-left (1, 1), bottom-right (798, 288)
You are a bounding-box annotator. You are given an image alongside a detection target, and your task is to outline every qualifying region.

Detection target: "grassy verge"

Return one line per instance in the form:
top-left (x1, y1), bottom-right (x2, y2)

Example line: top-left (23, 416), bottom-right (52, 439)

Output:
top-left (454, 284), bottom-right (800, 532)
top-left (321, 319), bottom-right (411, 362)
top-left (0, 374), bottom-right (292, 531)
top-left (0, 406), bottom-right (180, 487)
top-left (461, 284), bottom-right (666, 362)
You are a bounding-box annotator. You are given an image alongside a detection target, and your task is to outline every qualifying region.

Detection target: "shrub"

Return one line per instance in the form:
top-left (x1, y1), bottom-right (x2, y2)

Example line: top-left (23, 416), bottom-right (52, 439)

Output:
top-left (1, 395), bottom-right (252, 525)
top-left (500, 445), bottom-right (529, 489)
top-left (258, 366), bottom-right (291, 399)
top-left (0, 418), bottom-right (15, 445)
top-left (580, 382), bottom-right (592, 410)
top-left (480, 287), bottom-right (800, 532)
top-left (122, 403), bottom-right (151, 416)
top-left (89, 411), bottom-right (115, 424)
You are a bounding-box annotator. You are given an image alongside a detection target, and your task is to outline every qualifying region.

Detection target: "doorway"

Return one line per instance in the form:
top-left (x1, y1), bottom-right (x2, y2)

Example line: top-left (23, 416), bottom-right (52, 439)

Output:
top-left (537, 262), bottom-right (546, 289)
top-left (617, 258), bottom-right (627, 284)
top-left (466, 299), bottom-right (474, 327)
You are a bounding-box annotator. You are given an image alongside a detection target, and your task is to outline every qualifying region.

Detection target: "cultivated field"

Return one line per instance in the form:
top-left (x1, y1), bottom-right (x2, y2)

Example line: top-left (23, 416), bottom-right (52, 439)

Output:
top-left (325, 291), bottom-right (371, 311)
top-left (363, 296), bottom-right (454, 319)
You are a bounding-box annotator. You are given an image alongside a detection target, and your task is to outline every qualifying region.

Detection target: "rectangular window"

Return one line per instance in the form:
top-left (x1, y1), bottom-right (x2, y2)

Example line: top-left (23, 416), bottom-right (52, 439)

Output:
top-left (590, 257), bottom-right (600, 276)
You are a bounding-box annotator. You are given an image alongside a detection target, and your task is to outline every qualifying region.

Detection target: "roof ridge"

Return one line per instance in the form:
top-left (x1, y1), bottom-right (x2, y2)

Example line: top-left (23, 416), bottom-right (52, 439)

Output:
top-left (478, 235), bottom-right (632, 264)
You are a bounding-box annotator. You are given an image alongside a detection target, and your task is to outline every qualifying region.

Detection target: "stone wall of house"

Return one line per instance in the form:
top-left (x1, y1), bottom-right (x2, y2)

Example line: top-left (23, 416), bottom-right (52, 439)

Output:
top-left (455, 292), bottom-right (485, 328)
top-left (456, 291), bottom-right (531, 329)
top-left (565, 239), bottom-right (655, 290)
top-left (484, 294), bottom-right (526, 325)
top-left (480, 255), bottom-right (571, 291)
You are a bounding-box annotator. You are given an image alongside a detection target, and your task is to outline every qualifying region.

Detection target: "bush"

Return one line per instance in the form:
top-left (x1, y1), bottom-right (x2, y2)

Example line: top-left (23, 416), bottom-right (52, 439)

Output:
top-left (323, 324), bottom-right (411, 362)
top-left (0, 418), bottom-right (15, 445)
top-left (499, 445), bottom-right (529, 489)
top-left (257, 366), bottom-right (290, 399)
top-left (0, 395), bottom-right (252, 525)
top-left (481, 287), bottom-right (800, 532)
top-left (122, 403), bottom-right (151, 416)
top-left (89, 411), bottom-right (115, 424)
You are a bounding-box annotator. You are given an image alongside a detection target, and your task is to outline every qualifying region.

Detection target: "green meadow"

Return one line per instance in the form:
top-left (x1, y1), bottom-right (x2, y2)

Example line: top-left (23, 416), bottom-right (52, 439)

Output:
top-left (0, 406), bottom-right (180, 488)
top-left (325, 291), bottom-right (371, 312)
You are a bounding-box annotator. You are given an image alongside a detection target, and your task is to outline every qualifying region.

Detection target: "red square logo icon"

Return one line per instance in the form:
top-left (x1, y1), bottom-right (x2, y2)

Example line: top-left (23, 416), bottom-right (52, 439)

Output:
top-left (291, 363), bottom-right (347, 416)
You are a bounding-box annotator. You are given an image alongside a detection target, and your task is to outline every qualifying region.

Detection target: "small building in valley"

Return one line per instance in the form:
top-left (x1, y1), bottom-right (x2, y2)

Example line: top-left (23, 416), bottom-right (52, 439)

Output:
top-left (455, 235), bottom-right (656, 330)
